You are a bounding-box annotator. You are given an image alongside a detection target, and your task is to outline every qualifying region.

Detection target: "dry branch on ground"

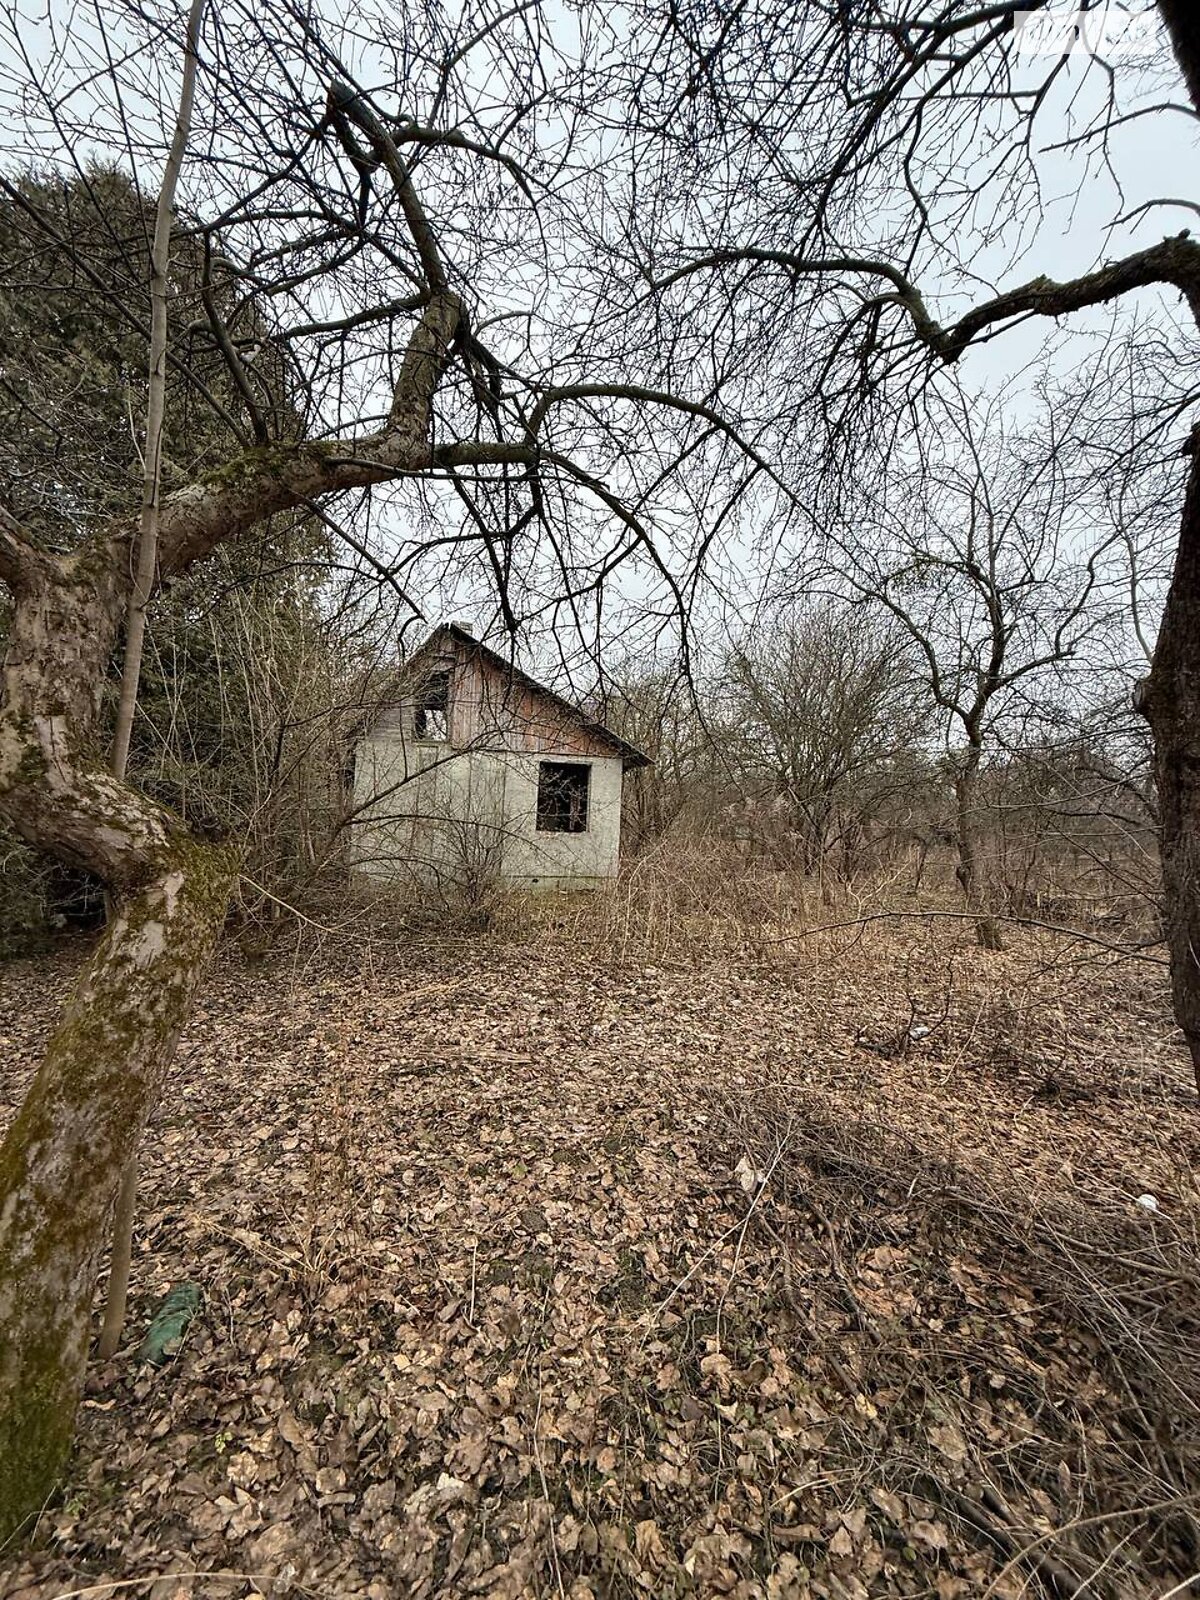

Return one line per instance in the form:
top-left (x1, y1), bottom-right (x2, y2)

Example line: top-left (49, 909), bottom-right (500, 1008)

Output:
top-left (1, 911), bottom-right (1196, 1599)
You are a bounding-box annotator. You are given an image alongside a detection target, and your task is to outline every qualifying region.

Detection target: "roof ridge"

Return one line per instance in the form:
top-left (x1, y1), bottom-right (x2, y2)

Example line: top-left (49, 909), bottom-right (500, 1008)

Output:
top-left (407, 623), bottom-right (651, 768)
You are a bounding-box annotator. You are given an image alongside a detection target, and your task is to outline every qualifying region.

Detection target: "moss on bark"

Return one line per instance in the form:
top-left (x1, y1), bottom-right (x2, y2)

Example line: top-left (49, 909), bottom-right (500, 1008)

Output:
top-left (200, 438), bottom-right (338, 491)
top-left (0, 837), bottom-right (237, 1541)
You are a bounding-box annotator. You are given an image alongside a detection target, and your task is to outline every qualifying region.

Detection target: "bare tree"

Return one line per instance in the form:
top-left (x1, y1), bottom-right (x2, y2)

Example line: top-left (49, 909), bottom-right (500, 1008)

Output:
top-left (983, 710), bottom-right (1160, 930)
top-left (724, 600), bottom-right (927, 877)
top-left (829, 390), bottom-right (1122, 945)
top-left (596, 0), bottom-right (1200, 1074)
top-left (0, 1), bottom-right (756, 1532)
top-left (601, 666), bottom-right (722, 851)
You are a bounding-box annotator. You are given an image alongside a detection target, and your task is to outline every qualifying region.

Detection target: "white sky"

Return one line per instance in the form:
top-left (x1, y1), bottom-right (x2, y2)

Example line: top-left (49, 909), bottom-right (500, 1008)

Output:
top-left (1, 1), bottom-right (1197, 689)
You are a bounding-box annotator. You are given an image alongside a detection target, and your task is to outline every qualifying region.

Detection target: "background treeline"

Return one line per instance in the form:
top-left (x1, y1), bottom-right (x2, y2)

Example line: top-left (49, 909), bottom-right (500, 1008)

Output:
top-left (0, 169), bottom-right (1162, 954)
top-left (609, 603), bottom-right (1157, 944)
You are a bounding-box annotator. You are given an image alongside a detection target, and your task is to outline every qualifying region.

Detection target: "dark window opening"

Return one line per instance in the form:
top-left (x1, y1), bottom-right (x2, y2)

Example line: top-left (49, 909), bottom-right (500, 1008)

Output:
top-left (537, 761), bottom-right (590, 833)
top-left (414, 669), bottom-right (450, 740)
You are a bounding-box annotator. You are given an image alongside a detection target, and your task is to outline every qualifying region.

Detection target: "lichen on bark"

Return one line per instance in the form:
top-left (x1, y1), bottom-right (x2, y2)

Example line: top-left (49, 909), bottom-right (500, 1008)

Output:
top-left (0, 835), bottom-right (237, 1539)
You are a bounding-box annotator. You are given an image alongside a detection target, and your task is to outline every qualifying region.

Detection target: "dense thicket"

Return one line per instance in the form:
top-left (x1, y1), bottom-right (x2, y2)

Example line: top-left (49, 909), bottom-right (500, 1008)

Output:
top-left (0, 169), bottom-right (346, 950)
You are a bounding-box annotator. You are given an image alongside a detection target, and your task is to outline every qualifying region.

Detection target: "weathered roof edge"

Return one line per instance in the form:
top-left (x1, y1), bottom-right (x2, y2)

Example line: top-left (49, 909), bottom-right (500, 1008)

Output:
top-left (408, 623), bottom-right (652, 770)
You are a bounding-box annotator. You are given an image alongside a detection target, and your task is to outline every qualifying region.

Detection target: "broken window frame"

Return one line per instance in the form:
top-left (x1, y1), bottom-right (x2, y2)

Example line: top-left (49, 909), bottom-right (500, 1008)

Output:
top-left (413, 668), bottom-right (451, 742)
top-left (536, 760), bottom-right (591, 833)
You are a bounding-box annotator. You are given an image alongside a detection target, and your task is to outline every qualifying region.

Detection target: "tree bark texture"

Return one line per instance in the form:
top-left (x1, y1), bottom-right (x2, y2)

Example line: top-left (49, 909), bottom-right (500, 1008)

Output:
top-left (953, 760), bottom-right (1003, 952)
top-left (0, 530), bottom-right (234, 1532)
top-left (1140, 435), bottom-right (1200, 1091)
top-left (0, 282), bottom-right (465, 1539)
top-left (0, 841), bottom-right (233, 1533)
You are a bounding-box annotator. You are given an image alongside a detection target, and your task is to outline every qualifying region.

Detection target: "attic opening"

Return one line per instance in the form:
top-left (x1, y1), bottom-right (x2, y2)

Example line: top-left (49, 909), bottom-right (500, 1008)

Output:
top-left (414, 669), bottom-right (450, 741)
top-left (537, 761), bottom-right (590, 833)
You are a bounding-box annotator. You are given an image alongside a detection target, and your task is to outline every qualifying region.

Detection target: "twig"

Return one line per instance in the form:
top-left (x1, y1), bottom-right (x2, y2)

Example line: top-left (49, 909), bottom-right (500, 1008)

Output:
top-left (764, 908), bottom-right (1168, 966)
top-left (46, 1575), bottom-right (277, 1600)
top-left (924, 1474), bottom-right (1100, 1599)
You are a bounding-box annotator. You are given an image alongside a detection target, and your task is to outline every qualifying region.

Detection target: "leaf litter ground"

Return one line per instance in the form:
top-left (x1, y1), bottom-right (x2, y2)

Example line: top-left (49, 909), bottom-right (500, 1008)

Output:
top-left (2, 915), bottom-right (1198, 1599)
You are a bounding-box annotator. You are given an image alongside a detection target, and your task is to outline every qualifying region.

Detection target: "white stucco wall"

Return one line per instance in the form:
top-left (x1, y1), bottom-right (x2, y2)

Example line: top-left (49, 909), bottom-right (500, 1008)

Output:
top-left (350, 734), bottom-right (624, 890)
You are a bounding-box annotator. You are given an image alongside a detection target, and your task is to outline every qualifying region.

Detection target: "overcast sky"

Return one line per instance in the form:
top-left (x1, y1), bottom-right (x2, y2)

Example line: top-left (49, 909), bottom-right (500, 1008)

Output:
top-left (1, 1), bottom-right (1197, 681)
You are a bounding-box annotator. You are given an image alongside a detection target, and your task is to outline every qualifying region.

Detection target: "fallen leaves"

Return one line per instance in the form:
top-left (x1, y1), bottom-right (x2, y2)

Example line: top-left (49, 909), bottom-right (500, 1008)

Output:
top-left (0, 915), bottom-right (1196, 1598)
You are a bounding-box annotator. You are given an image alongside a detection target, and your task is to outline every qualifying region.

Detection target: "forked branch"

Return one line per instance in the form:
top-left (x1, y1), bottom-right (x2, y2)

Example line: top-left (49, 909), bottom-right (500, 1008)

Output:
top-left (659, 234), bottom-right (1200, 364)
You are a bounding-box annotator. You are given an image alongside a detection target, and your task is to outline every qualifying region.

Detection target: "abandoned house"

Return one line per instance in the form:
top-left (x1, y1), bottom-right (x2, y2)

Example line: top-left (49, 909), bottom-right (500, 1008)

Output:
top-left (350, 624), bottom-right (651, 892)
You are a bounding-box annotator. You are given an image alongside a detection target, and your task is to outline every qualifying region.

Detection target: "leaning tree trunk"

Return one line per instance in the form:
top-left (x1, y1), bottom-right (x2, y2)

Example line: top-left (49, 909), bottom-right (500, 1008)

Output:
top-left (0, 840), bottom-right (234, 1533)
top-left (0, 257), bottom-right (461, 1538)
top-left (0, 531), bottom-right (239, 1537)
top-left (1139, 428), bottom-right (1200, 1092)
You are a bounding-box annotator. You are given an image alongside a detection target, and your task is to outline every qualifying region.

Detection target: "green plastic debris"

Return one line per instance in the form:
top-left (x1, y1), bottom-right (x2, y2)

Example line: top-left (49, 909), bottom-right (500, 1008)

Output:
top-left (138, 1283), bottom-right (202, 1367)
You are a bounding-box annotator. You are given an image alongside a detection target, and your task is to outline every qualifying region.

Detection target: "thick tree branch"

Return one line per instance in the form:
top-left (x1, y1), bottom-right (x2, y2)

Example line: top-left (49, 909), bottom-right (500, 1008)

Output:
top-left (660, 235), bottom-right (1200, 363)
top-left (0, 506), bottom-right (45, 594)
top-left (434, 440), bottom-right (538, 468)
top-left (526, 381), bottom-right (765, 456)
top-left (656, 247), bottom-right (918, 302)
top-left (281, 295), bottom-right (427, 339)
top-left (394, 122), bottom-right (542, 202)
top-left (388, 287), bottom-right (460, 429)
top-left (934, 235), bottom-right (1200, 358)
top-left (156, 288), bottom-right (464, 581)
top-left (326, 81), bottom-right (448, 292)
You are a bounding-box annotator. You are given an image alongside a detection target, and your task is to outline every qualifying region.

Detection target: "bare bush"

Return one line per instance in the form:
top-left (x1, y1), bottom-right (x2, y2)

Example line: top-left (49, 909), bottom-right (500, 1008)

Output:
top-left (722, 1090), bottom-right (1200, 1597)
top-left (723, 600), bottom-right (929, 881)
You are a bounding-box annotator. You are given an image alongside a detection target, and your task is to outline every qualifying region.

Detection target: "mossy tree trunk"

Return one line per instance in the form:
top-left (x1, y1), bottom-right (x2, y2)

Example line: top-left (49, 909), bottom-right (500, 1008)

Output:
top-left (0, 837), bottom-right (234, 1533)
top-left (0, 260), bottom-right (475, 1538)
top-left (0, 530), bottom-right (236, 1534)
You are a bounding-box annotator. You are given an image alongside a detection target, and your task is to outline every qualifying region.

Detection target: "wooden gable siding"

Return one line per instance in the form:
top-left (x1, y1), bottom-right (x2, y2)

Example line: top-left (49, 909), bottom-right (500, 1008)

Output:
top-left (450, 646), bottom-right (615, 759)
top-left (370, 628), bottom-right (630, 761)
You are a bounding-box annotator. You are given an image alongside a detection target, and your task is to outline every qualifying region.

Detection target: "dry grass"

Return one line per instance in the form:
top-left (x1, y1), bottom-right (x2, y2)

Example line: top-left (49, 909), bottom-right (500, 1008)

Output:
top-left (1, 851), bottom-right (1196, 1599)
top-left (504, 840), bottom-right (1158, 971)
top-left (723, 1091), bottom-right (1200, 1598)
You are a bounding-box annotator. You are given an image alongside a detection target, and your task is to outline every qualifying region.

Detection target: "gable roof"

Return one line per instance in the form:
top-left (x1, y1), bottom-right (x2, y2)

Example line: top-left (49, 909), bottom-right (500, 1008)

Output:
top-left (408, 623), bottom-right (652, 770)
